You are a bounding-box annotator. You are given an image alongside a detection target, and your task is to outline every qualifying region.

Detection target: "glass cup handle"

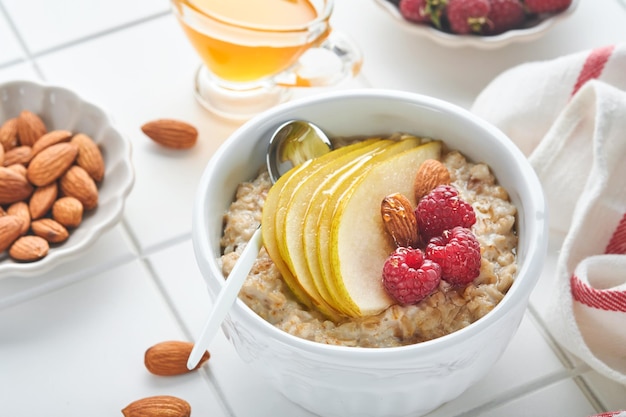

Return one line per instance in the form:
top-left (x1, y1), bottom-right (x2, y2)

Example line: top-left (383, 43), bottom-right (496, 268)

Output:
top-left (275, 31), bottom-right (363, 88)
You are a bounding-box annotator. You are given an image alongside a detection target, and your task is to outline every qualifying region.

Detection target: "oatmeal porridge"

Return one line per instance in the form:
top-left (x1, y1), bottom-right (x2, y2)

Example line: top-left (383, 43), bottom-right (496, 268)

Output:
top-left (219, 136), bottom-right (518, 348)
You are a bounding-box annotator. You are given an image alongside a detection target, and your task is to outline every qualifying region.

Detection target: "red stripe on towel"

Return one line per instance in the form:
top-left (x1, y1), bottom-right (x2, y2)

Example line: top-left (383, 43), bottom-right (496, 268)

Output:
top-left (605, 212), bottom-right (626, 255)
top-left (571, 45), bottom-right (615, 97)
top-left (571, 212), bottom-right (626, 311)
top-left (571, 274), bottom-right (626, 312)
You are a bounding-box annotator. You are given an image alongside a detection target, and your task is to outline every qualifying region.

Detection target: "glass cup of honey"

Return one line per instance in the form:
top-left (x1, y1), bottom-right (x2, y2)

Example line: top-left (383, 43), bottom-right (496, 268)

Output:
top-left (171, 0), bottom-right (362, 120)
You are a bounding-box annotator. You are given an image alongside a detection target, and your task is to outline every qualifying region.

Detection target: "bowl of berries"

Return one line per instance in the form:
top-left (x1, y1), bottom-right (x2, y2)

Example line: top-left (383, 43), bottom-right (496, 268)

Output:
top-left (374, 0), bottom-right (578, 49)
top-left (192, 89), bottom-right (548, 417)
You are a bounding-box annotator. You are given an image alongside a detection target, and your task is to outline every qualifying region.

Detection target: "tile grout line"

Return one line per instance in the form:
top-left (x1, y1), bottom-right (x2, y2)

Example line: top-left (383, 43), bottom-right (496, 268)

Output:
top-left (20, 10), bottom-right (173, 62)
top-left (0, 3), bottom-right (171, 73)
top-left (0, 252), bottom-right (138, 311)
top-left (119, 218), bottom-right (238, 417)
top-left (0, 0), bottom-right (45, 80)
top-left (447, 303), bottom-right (607, 416)
top-left (526, 303), bottom-right (608, 412)
top-left (452, 367), bottom-right (590, 417)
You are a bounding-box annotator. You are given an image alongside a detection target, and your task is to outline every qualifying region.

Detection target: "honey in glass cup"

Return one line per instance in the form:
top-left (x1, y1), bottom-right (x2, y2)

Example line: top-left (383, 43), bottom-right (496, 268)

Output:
top-left (171, 0), bottom-right (362, 120)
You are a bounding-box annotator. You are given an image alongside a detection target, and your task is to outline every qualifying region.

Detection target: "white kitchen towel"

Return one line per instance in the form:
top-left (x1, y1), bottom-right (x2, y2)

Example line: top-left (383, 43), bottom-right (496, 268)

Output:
top-left (471, 44), bottom-right (626, 386)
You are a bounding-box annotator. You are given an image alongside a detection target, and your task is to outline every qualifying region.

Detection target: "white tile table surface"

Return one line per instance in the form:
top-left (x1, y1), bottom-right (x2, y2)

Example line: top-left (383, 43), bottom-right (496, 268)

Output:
top-left (1, 0), bottom-right (625, 416)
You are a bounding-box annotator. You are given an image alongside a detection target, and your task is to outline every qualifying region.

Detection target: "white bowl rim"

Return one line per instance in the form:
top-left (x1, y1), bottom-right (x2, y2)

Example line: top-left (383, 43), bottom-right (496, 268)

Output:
top-left (193, 88), bottom-right (548, 359)
top-left (373, 0), bottom-right (579, 49)
top-left (0, 79), bottom-right (134, 278)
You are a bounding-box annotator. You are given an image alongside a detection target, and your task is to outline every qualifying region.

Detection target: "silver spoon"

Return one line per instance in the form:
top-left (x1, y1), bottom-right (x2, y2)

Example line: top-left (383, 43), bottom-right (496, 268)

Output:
top-left (187, 120), bottom-right (333, 369)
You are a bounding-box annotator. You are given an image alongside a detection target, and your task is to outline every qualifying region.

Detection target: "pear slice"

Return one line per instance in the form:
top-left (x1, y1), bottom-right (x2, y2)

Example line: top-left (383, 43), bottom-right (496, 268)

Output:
top-left (329, 141), bottom-right (443, 317)
top-left (316, 137), bottom-right (423, 316)
top-left (264, 139), bottom-right (375, 310)
top-left (283, 139), bottom-right (393, 318)
top-left (302, 142), bottom-right (398, 313)
top-left (262, 160), bottom-right (312, 308)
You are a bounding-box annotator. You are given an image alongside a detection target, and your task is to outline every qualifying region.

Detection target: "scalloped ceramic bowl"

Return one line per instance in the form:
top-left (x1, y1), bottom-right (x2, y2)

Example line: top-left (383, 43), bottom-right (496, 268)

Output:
top-left (374, 0), bottom-right (579, 49)
top-left (193, 90), bottom-right (548, 417)
top-left (0, 80), bottom-right (134, 278)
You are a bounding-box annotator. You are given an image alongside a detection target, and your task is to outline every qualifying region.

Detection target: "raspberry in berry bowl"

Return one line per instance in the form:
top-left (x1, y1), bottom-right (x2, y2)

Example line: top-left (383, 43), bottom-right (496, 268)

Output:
top-left (192, 89), bottom-right (548, 417)
top-left (374, 0), bottom-right (579, 49)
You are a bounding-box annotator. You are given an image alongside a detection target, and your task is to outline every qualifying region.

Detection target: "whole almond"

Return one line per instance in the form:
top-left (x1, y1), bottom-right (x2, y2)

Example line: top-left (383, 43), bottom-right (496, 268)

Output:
top-left (0, 166), bottom-right (34, 204)
top-left (3, 145), bottom-right (33, 166)
top-left (7, 201), bottom-right (31, 236)
top-left (141, 119), bottom-right (198, 149)
top-left (71, 133), bottom-right (105, 181)
top-left (413, 159), bottom-right (451, 202)
top-left (0, 118), bottom-right (18, 151)
top-left (145, 341), bottom-right (210, 376)
top-left (122, 395), bottom-right (191, 417)
top-left (31, 218), bottom-right (69, 243)
top-left (17, 110), bottom-right (47, 147)
top-left (0, 215), bottom-right (25, 252)
top-left (381, 192), bottom-right (419, 248)
top-left (59, 165), bottom-right (98, 210)
top-left (9, 235), bottom-right (49, 262)
top-left (27, 142), bottom-right (78, 186)
top-left (0, 143), bottom-right (4, 166)
top-left (7, 163), bottom-right (27, 177)
top-left (29, 182), bottom-right (59, 219)
top-left (52, 196), bottom-right (83, 228)
top-left (31, 129), bottom-right (72, 155)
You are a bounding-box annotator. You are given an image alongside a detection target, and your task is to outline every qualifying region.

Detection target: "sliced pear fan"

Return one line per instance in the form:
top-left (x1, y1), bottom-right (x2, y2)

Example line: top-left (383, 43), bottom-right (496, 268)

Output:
top-left (262, 136), bottom-right (442, 319)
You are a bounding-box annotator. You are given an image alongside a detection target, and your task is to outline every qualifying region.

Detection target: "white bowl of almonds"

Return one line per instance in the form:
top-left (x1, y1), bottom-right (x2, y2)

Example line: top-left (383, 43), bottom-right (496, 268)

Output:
top-left (0, 80), bottom-right (133, 277)
top-left (192, 89), bottom-right (548, 417)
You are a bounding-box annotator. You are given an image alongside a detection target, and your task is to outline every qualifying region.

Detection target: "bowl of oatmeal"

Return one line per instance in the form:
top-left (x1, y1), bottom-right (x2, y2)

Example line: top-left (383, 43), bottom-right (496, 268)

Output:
top-left (192, 89), bottom-right (548, 417)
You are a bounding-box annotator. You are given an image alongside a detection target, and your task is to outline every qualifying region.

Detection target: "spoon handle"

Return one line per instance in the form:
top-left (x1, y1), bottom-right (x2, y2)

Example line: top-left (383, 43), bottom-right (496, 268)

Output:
top-left (187, 227), bottom-right (263, 369)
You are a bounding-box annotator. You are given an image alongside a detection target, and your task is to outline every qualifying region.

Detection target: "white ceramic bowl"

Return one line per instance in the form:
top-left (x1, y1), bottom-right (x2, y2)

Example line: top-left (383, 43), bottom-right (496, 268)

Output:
top-left (374, 0), bottom-right (579, 49)
top-left (193, 90), bottom-right (548, 417)
top-left (0, 80), bottom-right (134, 278)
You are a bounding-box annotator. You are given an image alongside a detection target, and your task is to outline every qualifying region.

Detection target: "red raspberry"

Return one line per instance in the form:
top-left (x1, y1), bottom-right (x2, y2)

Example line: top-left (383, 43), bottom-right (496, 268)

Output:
top-left (382, 247), bottom-right (442, 304)
top-left (399, 0), bottom-right (432, 23)
top-left (399, 0), bottom-right (448, 27)
top-left (523, 0), bottom-right (572, 14)
top-left (426, 227), bottom-right (481, 285)
top-left (415, 184), bottom-right (476, 242)
top-left (486, 0), bottom-right (526, 35)
top-left (445, 0), bottom-right (491, 34)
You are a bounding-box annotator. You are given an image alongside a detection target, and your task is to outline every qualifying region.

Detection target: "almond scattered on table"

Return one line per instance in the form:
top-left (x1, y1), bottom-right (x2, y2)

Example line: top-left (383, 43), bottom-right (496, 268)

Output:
top-left (141, 119), bottom-right (198, 149)
top-left (122, 395), bottom-right (191, 417)
top-left (0, 112), bottom-right (106, 262)
top-left (144, 340), bottom-right (210, 376)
